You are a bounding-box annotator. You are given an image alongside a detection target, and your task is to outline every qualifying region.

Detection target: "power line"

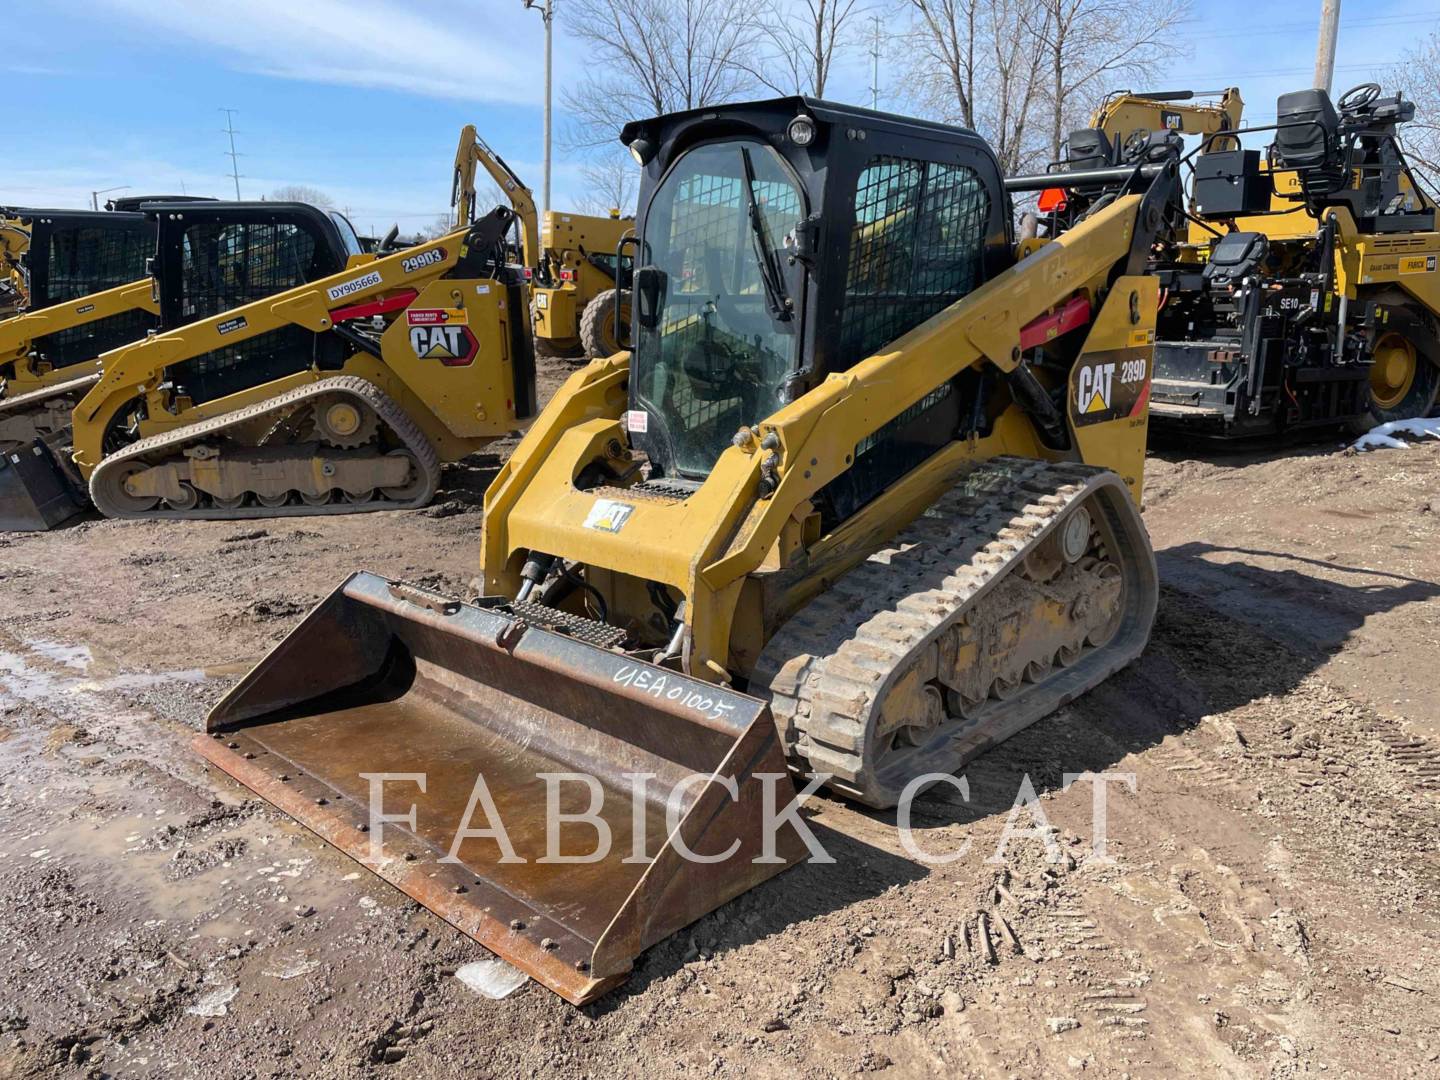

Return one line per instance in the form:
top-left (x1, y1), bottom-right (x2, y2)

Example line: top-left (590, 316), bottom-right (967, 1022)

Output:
top-left (1199, 12), bottom-right (1439, 41)
top-left (219, 108), bottom-right (244, 200)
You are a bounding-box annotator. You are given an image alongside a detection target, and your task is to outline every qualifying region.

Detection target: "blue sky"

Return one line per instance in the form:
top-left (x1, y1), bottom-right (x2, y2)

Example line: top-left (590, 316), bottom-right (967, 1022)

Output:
top-left (4, 0), bottom-right (1437, 235)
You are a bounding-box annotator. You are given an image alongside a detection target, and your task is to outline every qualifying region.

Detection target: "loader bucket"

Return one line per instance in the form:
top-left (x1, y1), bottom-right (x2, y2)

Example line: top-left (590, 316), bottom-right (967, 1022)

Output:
top-left (199, 572), bottom-right (806, 1004)
top-left (0, 439), bottom-right (85, 531)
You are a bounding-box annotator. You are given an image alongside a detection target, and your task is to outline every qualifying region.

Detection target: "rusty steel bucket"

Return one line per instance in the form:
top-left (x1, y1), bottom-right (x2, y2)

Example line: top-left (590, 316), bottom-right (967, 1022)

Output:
top-left (198, 571), bottom-right (805, 1004)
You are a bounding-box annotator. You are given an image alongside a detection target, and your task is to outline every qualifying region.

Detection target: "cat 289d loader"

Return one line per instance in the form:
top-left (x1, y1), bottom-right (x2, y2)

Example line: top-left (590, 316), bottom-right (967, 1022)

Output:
top-left (199, 99), bottom-right (1177, 1004)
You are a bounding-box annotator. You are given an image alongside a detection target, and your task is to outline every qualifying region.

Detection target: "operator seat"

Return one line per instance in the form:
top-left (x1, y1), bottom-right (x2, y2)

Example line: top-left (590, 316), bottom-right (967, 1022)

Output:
top-left (1275, 89), bottom-right (1350, 200)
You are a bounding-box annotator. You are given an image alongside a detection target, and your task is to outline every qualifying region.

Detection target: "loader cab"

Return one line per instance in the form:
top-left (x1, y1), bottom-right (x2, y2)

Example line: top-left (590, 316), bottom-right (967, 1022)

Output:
top-left (619, 97), bottom-right (1009, 488)
top-left (20, 208), bottom-right (158, 369)
top-left (145, 201), bottom-right (353, 405)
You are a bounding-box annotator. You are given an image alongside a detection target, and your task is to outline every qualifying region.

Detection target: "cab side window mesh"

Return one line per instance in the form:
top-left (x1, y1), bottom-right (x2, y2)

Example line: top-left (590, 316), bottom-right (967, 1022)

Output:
top-left (44, 223), bottom-right (152, 302)
top-left (179, 222), bottom-right (319, 321)
top-left (167, 222), bottom-right (327, 404)
top-left (35, 223), bottom-right (156, 368)
top-left (838, 156), bottom-right (989, 368)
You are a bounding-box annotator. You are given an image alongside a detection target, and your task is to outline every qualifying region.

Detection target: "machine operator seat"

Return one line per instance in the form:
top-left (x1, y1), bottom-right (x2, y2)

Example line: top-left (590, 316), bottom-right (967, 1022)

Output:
top-left (1276, 89), bottom-right (1350, 201)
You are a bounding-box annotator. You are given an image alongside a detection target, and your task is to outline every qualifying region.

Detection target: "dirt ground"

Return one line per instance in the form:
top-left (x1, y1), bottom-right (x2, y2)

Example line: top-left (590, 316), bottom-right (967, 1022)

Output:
top-left (2, 386), bottom-right (1439, 1078)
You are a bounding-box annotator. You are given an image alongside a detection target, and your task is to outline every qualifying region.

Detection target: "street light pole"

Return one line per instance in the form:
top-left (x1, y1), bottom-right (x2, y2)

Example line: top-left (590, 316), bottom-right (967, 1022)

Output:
top-left (524, 0), bottom-right (555, 216)
top-left (91, 185), bottom-right (130, 211)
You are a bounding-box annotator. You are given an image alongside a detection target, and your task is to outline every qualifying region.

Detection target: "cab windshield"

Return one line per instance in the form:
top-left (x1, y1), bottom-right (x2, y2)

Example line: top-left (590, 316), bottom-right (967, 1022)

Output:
top-left (632, 140), bottom-right (805, 477)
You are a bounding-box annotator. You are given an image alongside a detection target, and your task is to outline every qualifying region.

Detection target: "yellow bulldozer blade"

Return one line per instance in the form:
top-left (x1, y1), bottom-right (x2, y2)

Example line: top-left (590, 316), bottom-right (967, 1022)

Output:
top-left (198, 572), bottom-right (805, 1004)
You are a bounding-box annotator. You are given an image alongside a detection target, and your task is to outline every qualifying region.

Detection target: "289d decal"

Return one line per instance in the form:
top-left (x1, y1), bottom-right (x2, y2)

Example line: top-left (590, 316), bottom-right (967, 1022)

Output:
top-left (1072, 350), bottom-right (1150, 426)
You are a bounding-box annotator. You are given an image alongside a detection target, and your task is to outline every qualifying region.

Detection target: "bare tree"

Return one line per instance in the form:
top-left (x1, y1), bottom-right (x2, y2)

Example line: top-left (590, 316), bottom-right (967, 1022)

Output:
top-left (901, 0), bottom-right (1050, 173)
top-left (561, 0), bottom-right (762, 154)
top-left (1385, 30), bottom-right (1440, 184)
top-left (901, 0), bottom-right (1187, 173)
top-left (903, 0), bottom-right (981, 130)
top-left (575, 155), bottom-right (640, 217)
top-left (744, 0), bottom-right (869, 98)
top-left (1027, 0), bottom-right (1190, 160)
top-left (414, 213), bottom-right (459, 241)
top-left (270, 184), bottom-right (335, 208)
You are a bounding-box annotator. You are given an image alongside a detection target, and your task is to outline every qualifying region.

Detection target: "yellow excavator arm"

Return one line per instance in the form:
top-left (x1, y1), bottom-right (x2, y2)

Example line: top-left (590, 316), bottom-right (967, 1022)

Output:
top-left (452, 123), bottom-right (539, 271)
top-left (1091, 88), bottom-right (1243, 151)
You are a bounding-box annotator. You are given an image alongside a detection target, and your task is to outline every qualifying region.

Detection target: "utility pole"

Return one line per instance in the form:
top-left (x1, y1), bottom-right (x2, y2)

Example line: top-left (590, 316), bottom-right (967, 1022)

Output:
top-left (220, 108), bottom-right (244, 199)
top-left (1314, 0), bottom-right (1341, 94)
top-left (523, 0), bottom-right (554, 216)
top-left (869, 14), bottom-right (883, 110)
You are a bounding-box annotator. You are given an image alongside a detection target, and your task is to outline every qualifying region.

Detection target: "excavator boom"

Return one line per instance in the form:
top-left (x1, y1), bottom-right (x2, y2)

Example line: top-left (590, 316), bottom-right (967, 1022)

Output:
top-left (453, 123), bottom-right (540, 271)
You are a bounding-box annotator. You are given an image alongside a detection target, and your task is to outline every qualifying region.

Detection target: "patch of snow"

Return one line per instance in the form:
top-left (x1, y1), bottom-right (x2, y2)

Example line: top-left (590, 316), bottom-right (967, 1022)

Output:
top-left (455, 958), bottom-right (530, 999)
top-left (1352, 416), bottom-right (1440, 451)
top-left (185, 985), bottom-right (238, 1018)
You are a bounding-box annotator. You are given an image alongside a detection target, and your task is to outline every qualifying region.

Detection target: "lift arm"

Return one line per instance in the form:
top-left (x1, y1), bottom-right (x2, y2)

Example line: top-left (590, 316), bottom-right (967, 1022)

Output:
top-left (0, 277), bottom-right (157, 367)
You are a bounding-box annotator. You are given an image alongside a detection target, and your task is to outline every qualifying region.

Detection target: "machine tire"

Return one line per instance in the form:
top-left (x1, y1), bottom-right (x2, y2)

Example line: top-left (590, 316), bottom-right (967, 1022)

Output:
top-left (1351, 306), bottom-right (1440, 432)
top-left (531, 328), bottom-right (584, 360)
top-left (580, 288), bottom-right (630, 359)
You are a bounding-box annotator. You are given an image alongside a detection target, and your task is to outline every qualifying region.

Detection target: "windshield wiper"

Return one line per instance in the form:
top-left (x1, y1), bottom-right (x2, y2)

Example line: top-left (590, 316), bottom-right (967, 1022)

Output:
top-left (739, 147), bottom-right (793, 324)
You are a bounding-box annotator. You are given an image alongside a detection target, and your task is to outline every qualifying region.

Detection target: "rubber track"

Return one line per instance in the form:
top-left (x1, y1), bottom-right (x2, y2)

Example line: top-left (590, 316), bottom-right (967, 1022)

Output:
top-left (89, 375), bottom-right (441, 521)
top-left (0, 370), bottom-right (100, 419)
top-left (752, 456), bottom-right (1156, 808)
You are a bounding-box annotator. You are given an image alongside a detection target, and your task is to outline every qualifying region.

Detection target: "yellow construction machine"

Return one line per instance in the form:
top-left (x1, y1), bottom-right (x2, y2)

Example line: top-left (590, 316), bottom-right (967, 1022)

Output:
top-left (201, 99), bottom-right (1180, 1002)
top-left (452, 124), bottom-right (632, 360)
top-left (54, 206), bottom-right (535, 523)
top-left (1090, 87), bottom-right (1242, 155)
top-left (1036, 88), bottom-right (1243, 227)
top-left (0, 207), bottom-right (160, 400)
top-left (1043, 83), bottom-right (1440, 439)
top-left (0, 212), bottom-right (29, 317)
top-left (1144, 83), bottom-right (1440, 437)
top-left (0, 199), bottom-right (377, 529)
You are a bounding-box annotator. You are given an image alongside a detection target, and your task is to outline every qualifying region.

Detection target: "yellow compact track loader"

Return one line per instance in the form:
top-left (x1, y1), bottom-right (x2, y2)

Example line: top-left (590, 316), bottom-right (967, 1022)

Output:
top-left (200, 99), bottom-right (1179, 1003)
top-left (0, 200), bottom-right (374, 529)
top-left (54, 205), bottom-right (535, 524)
top-left (0, 207), bottom-right (163, 526)
top-left (452, 124), bottom-right (632, 360)
top-left (0, 207), bottom-right (160, 399)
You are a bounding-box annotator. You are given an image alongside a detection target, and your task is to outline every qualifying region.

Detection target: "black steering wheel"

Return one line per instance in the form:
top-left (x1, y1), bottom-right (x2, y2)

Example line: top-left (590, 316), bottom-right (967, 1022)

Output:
top-left (1123, 129), bottom-right (1150, 161)
top-left (1338, 83), bottom-right (1381, 113)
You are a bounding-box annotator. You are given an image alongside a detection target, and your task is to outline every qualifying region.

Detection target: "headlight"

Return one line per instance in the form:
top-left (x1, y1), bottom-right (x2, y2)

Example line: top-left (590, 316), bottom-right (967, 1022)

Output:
top-left (627, 136), bottom-right (656, 166)
top-left (787, 116), bottom-right (817, 147)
